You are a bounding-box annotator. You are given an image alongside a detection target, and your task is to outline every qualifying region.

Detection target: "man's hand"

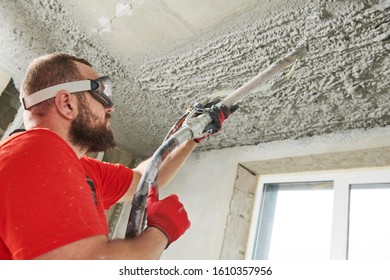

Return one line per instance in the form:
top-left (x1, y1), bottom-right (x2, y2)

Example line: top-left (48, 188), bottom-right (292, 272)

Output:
top-left (146, 186), bottom-right (191, 245)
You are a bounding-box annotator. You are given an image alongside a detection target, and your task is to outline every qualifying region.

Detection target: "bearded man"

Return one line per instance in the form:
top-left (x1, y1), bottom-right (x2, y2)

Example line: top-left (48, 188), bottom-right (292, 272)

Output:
top-left (0, 53), bottom-right (198, 259)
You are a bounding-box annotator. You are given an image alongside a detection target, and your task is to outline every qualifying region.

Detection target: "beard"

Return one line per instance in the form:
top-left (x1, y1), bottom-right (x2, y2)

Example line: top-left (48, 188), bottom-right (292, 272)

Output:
top-left (69, 99), bottom-right (116, 153)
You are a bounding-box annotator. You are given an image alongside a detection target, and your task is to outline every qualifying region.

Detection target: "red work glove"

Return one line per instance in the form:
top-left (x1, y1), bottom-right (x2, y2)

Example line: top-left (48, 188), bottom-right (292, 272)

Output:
top-left (194, 103), bottom-right (238, 143)
top-left (146, 186), bottom-right (191, 245)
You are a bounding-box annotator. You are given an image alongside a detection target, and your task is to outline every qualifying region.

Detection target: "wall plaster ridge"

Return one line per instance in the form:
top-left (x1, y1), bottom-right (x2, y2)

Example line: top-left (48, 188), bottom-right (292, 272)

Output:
top-left (0, 0), bottom-right (388, 158)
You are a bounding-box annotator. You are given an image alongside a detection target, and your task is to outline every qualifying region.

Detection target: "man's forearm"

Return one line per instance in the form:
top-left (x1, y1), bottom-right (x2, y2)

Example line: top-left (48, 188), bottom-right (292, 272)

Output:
top-left (34, 227), bottom-right (168, 260)
top-left (135, 139), bottom-right (196, 188)
top-left (120, 139), bottom-right (197, 202)
top-left (103, 227), bottom-right (168, 259)
top-left (155, 139), bottom-right (196, 188)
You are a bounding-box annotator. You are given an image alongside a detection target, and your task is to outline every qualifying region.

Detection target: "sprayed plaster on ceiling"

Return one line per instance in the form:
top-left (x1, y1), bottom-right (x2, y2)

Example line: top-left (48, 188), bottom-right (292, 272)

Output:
top-left (0, 0), bottom-right (389, 158)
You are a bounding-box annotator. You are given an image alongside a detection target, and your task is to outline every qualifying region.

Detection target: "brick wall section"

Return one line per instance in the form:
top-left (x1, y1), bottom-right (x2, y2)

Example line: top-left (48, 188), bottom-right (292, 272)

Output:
top-left (220, 165), bottom-right (257, 259)
top-left (0, 80), bottom-right (20, 138)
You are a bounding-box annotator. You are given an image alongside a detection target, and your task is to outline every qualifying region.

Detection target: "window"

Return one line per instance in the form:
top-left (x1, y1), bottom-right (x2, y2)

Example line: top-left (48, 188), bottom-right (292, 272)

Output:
top-left (348, 183), bottom-right (390, 260)
top-left (247, 168), bottom-right (390, 260)
top-left (254, 181), bottom-right (333, 260)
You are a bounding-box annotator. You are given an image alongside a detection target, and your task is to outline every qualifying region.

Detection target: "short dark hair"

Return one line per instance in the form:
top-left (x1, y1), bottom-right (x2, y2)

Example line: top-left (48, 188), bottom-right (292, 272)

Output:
top-left (20, 52), bottom-right (92, 115)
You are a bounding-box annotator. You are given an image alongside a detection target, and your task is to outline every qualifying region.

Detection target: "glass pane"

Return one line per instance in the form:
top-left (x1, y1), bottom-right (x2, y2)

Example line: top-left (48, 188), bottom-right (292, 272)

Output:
top-left (348, 183), bottom-right (390, 260)
top-left (254, 181), bottom-right (333, 260)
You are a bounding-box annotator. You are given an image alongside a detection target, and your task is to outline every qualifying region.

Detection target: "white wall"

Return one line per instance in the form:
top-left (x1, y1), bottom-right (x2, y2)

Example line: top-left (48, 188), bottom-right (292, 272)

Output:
top-left (161, 126), bottom-right (390, 259)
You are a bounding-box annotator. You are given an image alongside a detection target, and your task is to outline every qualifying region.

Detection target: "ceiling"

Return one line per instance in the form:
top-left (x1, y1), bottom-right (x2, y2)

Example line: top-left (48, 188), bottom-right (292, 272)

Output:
top-left (0, 0), bottom-right (389, 158)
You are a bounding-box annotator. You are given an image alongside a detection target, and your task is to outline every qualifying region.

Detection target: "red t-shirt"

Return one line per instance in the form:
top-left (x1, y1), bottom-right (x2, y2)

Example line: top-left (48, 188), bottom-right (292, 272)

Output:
top-left (0, 128), bottom-right (133, 259)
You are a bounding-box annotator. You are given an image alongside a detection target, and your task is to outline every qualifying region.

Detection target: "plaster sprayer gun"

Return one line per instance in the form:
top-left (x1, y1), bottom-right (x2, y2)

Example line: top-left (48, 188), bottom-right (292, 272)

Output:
top-left (125, 42), bottom-right (308, 238)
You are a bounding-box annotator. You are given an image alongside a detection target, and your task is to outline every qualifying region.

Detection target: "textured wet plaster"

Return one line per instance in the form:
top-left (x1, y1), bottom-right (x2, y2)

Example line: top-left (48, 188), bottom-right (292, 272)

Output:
top-left (0, 0), bottom-right (389, 158)
top-left (132, 0), bottom-right (390, 156)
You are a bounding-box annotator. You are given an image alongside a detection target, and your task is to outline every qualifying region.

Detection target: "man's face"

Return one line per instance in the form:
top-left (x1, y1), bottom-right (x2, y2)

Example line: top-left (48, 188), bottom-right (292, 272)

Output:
top-left (69, 95), bottom-right (116, 153)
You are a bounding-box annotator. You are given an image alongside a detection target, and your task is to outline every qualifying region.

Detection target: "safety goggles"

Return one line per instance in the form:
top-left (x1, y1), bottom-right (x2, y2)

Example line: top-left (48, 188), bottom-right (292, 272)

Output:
top-left (21, 76), bottom-right (113, 110)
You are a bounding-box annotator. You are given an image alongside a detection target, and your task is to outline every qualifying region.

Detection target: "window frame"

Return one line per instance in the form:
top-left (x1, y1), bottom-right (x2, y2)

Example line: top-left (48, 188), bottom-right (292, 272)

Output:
top-left (246, 167), bottom-right (390, 260)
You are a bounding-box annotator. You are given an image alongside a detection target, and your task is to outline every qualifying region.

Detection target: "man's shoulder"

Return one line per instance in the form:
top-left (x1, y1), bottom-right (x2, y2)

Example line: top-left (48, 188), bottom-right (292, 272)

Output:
top-left (1, 128), bottom-right (76, 158)
top-left (2, 128), bottom-right (59, 143)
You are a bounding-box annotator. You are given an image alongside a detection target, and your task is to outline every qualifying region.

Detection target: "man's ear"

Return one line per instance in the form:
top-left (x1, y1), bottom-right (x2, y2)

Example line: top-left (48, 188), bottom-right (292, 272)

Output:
top-left (54, 90), bottom-right (78, 120)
